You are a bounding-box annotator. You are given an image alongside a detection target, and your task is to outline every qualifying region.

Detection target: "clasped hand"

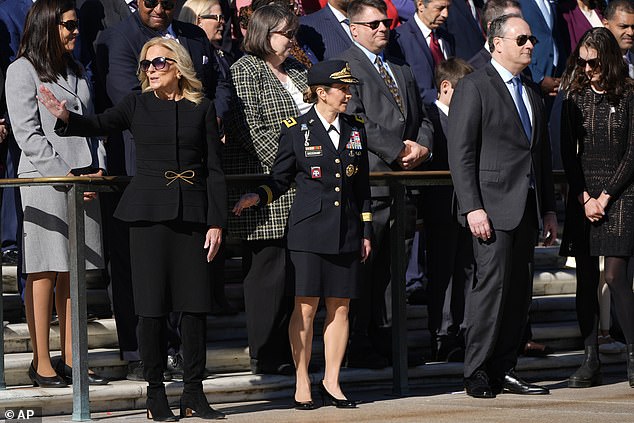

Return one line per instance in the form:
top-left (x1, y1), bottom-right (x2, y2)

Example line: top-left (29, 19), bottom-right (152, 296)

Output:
top-left (233, 193), bottom-right (260, 216)
top-left (398, 140), bottom-right (429, 170)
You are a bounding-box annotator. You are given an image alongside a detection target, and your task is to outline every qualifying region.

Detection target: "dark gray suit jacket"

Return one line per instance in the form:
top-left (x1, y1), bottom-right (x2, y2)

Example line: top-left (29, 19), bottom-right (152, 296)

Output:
top-left (338, 44), bottom-right (433, 196)
top-left (447, 62), bottom-right (556, 231)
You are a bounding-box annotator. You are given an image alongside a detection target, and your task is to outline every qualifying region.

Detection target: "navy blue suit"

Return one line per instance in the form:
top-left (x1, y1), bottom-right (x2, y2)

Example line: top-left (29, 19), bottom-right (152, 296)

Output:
top-left (391, 19), bottom-right (455, 105)
top-left (518, 0), bottom-right (566, 83)
top-left (298, 6), bottom-right (352, 62)
top-left (445, 0), bottom-right (485, 60)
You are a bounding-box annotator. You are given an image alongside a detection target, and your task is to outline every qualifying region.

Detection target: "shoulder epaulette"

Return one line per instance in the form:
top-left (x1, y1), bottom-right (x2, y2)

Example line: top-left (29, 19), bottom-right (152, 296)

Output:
top-left (283, 117), bottom-right (297, 128)
top-left (354, 115), bottom-right (364, 124)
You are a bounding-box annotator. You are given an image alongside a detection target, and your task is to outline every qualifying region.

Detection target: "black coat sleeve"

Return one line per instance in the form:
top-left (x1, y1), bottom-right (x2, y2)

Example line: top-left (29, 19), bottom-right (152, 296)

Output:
top-left (204, 101), bottom-right (227, 227)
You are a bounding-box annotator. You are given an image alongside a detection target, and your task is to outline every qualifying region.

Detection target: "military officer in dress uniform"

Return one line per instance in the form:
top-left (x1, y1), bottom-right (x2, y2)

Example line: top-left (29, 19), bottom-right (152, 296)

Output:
top-left (234, 60), bottom-right (372, 410)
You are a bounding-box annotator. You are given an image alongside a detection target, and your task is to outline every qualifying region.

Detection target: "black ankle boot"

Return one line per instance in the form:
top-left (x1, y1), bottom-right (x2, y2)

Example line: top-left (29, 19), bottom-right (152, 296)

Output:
top-left (147, 387), bottom-right (178, 422)
top-left (179, 390), bottom-right (225, 419)
top-left (568, 345), bottom-right (602, 388)
top-left (627, 344), bottom-right (634, 388)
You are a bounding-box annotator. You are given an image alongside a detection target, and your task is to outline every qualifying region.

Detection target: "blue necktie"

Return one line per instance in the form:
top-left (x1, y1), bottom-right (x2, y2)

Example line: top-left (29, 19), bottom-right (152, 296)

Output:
top-left (512, 77), bottom-right (532, 142)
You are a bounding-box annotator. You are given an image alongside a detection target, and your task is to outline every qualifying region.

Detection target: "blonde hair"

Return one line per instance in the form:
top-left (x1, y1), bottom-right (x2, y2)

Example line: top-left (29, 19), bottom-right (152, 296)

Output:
top-left (179, 0), bottom-right (221, 24)
top-left (137, 37), bottom-right (204, 105)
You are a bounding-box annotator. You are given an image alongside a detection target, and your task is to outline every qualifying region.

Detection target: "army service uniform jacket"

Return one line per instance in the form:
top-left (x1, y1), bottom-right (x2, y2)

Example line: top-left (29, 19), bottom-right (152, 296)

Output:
top-left (256, 107), bottom-right (372, 255)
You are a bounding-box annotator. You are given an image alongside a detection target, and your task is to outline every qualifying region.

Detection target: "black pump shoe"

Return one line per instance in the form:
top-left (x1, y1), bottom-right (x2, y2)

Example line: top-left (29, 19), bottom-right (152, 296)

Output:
top-left (179, 390), bottom-right (225, 419)
top-left (28, 362), bottom-right (67, 388)
top-left (293, 400), bottom-right (317, 410)
top-left (319, 381), bottom-right (356, 408)
top-left (56, 361), bottom-right (109, 385)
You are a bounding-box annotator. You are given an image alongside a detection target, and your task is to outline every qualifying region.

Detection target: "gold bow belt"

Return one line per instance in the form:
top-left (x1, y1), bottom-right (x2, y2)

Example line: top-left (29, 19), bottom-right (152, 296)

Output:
top-left (164, 170), bottom-right (195, 186)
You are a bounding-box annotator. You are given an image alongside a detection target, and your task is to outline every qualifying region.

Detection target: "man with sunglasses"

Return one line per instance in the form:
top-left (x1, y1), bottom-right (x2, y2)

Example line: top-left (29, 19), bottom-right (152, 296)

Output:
top-left (338, 0), bottom-right (433, 369)
top-left (447, 14), bottom-right (557, 399)
top-left (94, 0), bottom-right (219, 381)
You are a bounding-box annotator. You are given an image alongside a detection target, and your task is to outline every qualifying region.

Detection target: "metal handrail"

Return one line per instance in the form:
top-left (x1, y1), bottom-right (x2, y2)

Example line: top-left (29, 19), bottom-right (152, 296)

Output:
top-left (0, 171), bottom-right (568, 418)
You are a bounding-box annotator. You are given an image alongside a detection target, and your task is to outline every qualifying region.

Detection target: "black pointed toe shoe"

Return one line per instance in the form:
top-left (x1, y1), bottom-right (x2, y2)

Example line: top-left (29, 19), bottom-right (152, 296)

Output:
top-left (319, 381), bottom-right (357, 408)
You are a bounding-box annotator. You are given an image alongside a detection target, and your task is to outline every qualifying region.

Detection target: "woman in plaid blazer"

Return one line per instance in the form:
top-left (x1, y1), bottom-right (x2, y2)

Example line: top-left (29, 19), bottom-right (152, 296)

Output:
top-left (224, 4), bottom-right (309, 375)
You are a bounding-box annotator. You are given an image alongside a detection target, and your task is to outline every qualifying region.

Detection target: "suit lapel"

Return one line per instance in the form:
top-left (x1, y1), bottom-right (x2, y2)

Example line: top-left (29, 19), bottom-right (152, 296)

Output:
top-left (405, 20), bottom-right (434, 69)
top-left (323, 6), bottom-right (351, 47)
top-left (53, 70), bottom-right (78, 99)
top-left (486, 64), bottom-right (530, 145)
top-left (524, 77), bottom-right (541, 147)
top-left (389, 60), bottom-right (408, 117)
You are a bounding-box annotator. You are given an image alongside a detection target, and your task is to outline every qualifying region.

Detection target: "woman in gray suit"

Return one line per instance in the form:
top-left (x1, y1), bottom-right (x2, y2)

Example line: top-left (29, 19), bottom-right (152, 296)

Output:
top-left (224, 4), bottom-right (309, 375)
top-left (5, 0), bottom-right (107, 388)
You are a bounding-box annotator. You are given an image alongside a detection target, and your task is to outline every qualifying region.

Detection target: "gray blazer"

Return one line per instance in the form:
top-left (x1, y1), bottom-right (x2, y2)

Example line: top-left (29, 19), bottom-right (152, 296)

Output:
top-left (5, 57), bottom-right (106, 176)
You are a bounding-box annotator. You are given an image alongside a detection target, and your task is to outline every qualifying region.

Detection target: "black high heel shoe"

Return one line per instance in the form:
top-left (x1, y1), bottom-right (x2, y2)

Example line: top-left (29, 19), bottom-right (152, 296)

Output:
top-left (179, 390), bottom-right (225, 419)
top-left (147, 389), bottom-right (179, 422)
top-left (55, 361), bottom-right (109, 385)
top-left (319, 381), bottom-right (356, 408)
top-left (293, 400), bottom-right (317, 410)
top-left (28, 362), bottom-right (67, 388)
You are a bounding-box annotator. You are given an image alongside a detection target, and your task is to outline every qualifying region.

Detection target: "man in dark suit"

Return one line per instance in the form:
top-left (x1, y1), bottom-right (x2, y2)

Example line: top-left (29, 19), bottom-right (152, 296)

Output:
top-left (445, 0), bottom-right (485, 60)
top-left (391, 0), bottom-right (455, 105)
top-left (447, 14), bottom-right (557, 398)
top-left (518, 0), bottom-right (565, 97)
top-left (298, 0), bottom-right (354, 62)
top-left (603, 0), bottom-right (634, 78)
top-left (98, 0), bottom-right (216, 380)
top-left (338, 0), bottom-right (433, 368)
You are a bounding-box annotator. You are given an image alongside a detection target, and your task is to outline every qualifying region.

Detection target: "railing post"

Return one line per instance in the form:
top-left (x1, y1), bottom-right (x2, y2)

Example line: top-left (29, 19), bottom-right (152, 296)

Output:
top-left (390, 181), bottom-right (409, 396)
top-left (67, 184), bottom-right (90, 421)
top-left (0, 248), bottom-right (5, 390)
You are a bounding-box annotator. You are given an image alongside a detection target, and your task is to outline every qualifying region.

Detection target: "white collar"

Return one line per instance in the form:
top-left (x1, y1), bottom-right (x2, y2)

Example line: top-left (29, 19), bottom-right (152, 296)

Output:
top-left (435, 100), bottom-right (449, 117)
top-left (491, 57), bottom-right (517, 83)
top-left (328, 3), bottom-right (347, 23)
top-left (315, 107), bottom-right (341, 134)
top-left (414, 13), bottom-right (433, 39)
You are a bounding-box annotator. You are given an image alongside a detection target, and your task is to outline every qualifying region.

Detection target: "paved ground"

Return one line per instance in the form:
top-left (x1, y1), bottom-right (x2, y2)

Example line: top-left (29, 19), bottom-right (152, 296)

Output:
top-left (39, 375), bottom-right (634, 423)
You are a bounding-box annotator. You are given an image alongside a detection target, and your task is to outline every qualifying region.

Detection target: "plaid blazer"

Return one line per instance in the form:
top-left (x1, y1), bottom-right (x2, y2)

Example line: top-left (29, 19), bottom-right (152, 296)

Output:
top-left (224, 54), bottom-right (308, 240)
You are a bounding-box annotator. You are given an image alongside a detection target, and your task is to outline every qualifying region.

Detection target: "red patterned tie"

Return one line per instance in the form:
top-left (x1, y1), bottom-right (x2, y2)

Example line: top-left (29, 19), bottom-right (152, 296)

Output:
top-left (429, 32), bottom-right (445, 66)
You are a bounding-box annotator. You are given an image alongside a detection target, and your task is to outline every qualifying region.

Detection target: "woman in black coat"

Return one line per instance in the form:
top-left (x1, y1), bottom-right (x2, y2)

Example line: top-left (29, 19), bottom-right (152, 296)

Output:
top-left (39, 37), bottom-right (227, 420)
top-left (234, 60), bottom-right (372, 409)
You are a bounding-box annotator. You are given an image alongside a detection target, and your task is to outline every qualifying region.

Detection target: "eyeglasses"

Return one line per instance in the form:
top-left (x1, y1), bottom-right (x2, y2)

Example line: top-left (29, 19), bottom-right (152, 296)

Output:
top-left (576, 57), bottom-right (600, 69)
top-left (139, 56), bottom-right (177, 72)
top-left (199, 14), bottom-right (225, 22)
top-left (499, 34), bottom-right (538, 46)
top-left (143, 0), bottom-right (175, 10)
top-left (351, 19), bottom-right (392, 30)
top-left (59, 20), bottom-right (79, 32)
top-left (270, 29), bottom-right (297, 39)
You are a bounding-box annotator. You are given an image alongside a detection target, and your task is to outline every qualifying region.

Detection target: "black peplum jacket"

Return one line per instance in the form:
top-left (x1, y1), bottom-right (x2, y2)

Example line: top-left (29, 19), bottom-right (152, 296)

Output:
top-left (255, 107), bottom-right (372, 255)
top-left (55, 91), bottom-right (227, 228)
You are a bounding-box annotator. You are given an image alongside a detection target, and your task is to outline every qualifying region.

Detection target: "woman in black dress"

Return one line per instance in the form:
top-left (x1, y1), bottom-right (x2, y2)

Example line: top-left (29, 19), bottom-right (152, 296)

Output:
top-left (39, 37), bottom-right (227, 420)
top-left (559, 27), bottom-right (634, 389)
top-left (234, 60), bottom-right (372, 409)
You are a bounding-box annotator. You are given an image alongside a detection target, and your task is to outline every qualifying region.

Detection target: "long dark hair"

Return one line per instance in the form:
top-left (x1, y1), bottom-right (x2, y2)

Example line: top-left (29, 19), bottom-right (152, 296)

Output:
top-left (17, 0), bottom-right (82, 82)
top-left (560, 27), bottom-right (631, 102)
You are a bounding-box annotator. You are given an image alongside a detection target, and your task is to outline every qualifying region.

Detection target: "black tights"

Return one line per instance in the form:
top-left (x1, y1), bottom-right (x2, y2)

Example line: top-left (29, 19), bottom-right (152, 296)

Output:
top-left (575, 255), bottom-right (634, 347)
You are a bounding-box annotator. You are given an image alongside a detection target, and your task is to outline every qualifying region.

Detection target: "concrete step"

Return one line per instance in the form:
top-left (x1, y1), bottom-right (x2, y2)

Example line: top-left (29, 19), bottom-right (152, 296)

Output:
top-left (0, 350), bottom-right (629, 417)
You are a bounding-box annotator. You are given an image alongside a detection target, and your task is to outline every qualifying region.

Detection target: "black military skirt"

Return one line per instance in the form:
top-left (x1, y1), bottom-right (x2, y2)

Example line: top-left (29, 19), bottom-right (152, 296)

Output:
top-left (289, 250), bottom-right (361, 299)
top-left (129, 220), bottom-right (212, 316)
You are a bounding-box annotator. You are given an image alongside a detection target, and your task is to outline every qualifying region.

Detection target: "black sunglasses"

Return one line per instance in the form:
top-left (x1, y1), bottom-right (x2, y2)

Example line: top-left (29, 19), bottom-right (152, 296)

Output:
top-left (59, 19), bottom-right (79, 32)
top-left (500, 34), bottom-right (538, 46)
top-left (270, 29), bottom-right (297, 39)
top-left (139, 56), bottom-right (177, 72)
top-left (351, 19), bottom-right (392, 30)
top-left (576, 57), bottom-right (600, 69)
top-left (199, 14), bottom-right (225, 22)
top-left (143, 0), bottom-right (175, 10)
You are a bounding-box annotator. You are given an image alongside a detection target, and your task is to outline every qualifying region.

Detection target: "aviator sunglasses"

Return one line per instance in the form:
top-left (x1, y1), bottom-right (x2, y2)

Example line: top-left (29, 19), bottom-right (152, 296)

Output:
top-left (143, 0), bottom-right (176, 10)
top-left (59, 19), bottom-right (79, 31)
top-left (351, 19), bottom-right (392, 30)
top-left (499, 34), bottom-right (539, 46)
top-left (576, 57), bottom-right (600, 69)
top-left (139, 56), bottom-right (177, 72)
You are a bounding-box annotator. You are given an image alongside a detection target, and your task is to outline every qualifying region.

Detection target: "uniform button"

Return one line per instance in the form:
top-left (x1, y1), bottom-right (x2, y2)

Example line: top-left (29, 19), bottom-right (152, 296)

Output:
top-left (335, 173), bottom-right (341, 178)
top-left (335, 158), bottom-right (341, 164)
top-left (334, 201), bottom-right (340, 207)
top-left (335, 187), bottom-right (340, 192)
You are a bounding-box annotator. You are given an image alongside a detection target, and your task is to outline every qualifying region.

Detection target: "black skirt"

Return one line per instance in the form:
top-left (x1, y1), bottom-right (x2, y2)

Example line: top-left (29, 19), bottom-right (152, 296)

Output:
top-left (290, 250), bottom-right (361, 299)
top-left (129, 220), bottom-right (212, 316)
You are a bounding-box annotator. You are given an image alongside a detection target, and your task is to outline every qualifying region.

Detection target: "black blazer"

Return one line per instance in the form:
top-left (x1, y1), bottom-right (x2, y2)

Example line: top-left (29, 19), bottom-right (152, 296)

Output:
top-left (105, 13), bottom-right (216, 105)
top-left (447, 63), bottom-right (556, 231)
top-left (56, 92), bottom-right (227, 227)
top-left (256, 108), bottom-right (372, 255)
